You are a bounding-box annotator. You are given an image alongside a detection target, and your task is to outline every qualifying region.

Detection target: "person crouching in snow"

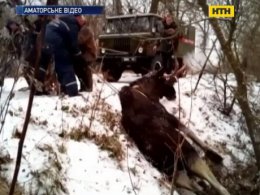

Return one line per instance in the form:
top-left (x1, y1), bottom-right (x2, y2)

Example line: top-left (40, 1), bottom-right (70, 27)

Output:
top-left (37, 15), bottom-right (85, 96)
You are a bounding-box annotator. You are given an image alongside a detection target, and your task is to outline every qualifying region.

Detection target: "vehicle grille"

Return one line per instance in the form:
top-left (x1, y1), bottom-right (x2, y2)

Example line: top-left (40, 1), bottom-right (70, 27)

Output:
top-left (113, 38), bottom-right (131, 52)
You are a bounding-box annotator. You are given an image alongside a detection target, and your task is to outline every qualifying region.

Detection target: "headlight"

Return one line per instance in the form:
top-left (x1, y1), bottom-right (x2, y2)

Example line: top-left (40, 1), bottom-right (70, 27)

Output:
top-left (138, 47), bottom-right (143, 53)
top-left (106, 28), bottom-right (111, 33)
top-left (101, 48), bottom-right (105, 54)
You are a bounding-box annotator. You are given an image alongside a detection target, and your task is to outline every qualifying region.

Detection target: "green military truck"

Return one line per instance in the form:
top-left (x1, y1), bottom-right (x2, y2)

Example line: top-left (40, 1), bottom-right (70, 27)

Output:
top-left (97, 13), bottom-right (195, 82)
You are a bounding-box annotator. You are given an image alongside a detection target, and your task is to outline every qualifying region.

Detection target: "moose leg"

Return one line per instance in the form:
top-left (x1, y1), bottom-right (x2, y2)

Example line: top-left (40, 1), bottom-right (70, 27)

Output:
top-left (175, 170), bottom-right (204, 194)
top-left (180, 126), bottom-right (223, 163)
top-left (188, 155), bottom-right (230, 195)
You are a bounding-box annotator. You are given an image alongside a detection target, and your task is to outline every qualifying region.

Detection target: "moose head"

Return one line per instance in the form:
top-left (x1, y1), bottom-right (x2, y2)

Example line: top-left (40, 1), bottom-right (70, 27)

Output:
top-left (129, 64), bottom-right (188, 102)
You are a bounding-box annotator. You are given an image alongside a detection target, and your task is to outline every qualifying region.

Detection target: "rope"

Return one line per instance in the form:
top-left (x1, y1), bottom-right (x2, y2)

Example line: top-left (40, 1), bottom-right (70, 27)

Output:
top-left (89, 66), bottom-right (120, 95)
top-left (132, 29), bottom-right (180, 41)
top-left (97, 28), bottom-right (191, 56)
top-left (98, 47), bottom-right (129, 55)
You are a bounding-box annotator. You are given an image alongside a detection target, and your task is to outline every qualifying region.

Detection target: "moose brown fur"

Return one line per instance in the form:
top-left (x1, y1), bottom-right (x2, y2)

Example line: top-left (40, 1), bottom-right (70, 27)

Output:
top-left (74, 24), bottom-right (98, 91)
top-left (118, 68), bottom-right (230, 195)
top-left (78, 24), bottom-right (97, 63)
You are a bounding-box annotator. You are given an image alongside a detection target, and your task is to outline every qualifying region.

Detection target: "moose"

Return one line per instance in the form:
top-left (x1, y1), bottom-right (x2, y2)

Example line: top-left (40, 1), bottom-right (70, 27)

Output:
top-left (118, 66), bottom-right (230, 195)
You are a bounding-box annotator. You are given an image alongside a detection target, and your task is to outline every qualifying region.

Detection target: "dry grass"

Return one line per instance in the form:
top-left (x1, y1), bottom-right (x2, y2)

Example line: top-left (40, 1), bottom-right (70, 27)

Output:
top-left (59, 91), bottom-right (124, 162)
top-left (0, 177), bottom-right (23, 195)
top-left (64, 125), bottom-right (91, 142)
top-left (96, 134), bottom-right (124, 161)
top-left (100, 102), bottom-right (120, 132)
top-left (0, 149), bottom-right (19, 195)
top-left (31, 144), bottom-right (68, 195)
top-left (12, 128), bottom-right (21, 139)
top-left (57, 143), bottom-right (67, 154)
top-left (64, 125), bottom-right (124, 162)
top-left (0, 148), bottom-right (12, 166)
top-left (61, 105), bottom-right (70, 112)
top-left (26, 116), bottom-right (48, 127)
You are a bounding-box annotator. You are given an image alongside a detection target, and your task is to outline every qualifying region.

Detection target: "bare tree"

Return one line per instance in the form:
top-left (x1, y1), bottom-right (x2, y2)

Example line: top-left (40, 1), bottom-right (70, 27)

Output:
top-left (122, 0), bottom-right (147, 14)
top-left (239, 4), bottom-right (260, 81)
top-left (197, 0), bottom-right (260, 169)
top-left (149, 0), bottom-right (160, 13)
top-left (113, 0), bottom-right (123, 15)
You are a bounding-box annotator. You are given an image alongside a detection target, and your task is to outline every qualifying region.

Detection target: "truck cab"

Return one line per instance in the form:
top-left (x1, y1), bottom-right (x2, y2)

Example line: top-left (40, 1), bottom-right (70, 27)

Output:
top-left (97, 13), bottom-right (195, 81)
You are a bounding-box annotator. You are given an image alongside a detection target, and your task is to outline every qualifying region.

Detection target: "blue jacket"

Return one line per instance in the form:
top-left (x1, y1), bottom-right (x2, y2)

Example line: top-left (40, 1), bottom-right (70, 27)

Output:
top-left (59, 16), bottom-right (81, 56)
top-left (46, 16), bottom-right (81, 56)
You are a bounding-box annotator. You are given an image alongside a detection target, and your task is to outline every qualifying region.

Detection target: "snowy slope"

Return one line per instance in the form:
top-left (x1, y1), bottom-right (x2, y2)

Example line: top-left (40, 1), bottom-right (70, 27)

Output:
top-left (0, 72), bottom-right (258, 195)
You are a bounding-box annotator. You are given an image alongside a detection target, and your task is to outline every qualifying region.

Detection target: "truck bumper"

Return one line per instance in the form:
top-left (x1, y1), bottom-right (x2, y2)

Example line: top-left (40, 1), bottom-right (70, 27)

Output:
top-left (97, 55), bottom-right (152, 66)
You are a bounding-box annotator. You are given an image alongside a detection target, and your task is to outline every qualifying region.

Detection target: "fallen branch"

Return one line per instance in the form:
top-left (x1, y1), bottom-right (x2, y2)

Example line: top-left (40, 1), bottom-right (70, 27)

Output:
top-left (8, 1), bottom-right (58, 194)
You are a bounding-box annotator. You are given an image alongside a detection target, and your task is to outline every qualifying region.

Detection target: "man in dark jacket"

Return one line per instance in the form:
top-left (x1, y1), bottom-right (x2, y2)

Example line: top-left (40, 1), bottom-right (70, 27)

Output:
top-left (37, 15), bottom-right (84, 96)
top-left (160, 14), bottom-right (179, 74)
top-left (76, 19), bottom-right (96, 92)
top-left (22, 15), bottom-right (53, 92)
top-left (0, 19), bottom-right (23, 86)
top-left (5, 19), bottom-right (23, 58)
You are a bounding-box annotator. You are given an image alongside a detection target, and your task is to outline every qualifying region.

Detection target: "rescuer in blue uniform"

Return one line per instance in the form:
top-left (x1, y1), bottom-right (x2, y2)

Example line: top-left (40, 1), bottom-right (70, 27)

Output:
top-left (38, 15), bottom-right (84, 96)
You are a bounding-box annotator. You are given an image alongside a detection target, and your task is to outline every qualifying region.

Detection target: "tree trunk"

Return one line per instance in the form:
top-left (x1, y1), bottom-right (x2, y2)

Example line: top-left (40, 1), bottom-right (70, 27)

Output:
top-left (197, 0), bottom-right (260, 169)
top-left (47, 0), bottom-right (58, 4)
top-left (113, 0), bottom-right (123, 15)
top-left (73, 0), bottom-right (83, 5)
top-left (149, 0), bottom-right (160, 13)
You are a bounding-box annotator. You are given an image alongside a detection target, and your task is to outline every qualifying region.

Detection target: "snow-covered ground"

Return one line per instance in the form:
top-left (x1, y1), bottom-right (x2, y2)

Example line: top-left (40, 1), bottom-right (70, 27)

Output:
top-left (0, 72), bottom-right (259, 194)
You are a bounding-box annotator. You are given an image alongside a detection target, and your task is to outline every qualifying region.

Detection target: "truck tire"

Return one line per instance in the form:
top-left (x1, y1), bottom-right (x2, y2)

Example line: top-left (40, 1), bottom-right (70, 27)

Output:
top-left (102, 65), bottom-right (123, 82)
top-left (151, 55), bottom-right (163, 71)
top-left (132, 66), bottom-right (149, 76)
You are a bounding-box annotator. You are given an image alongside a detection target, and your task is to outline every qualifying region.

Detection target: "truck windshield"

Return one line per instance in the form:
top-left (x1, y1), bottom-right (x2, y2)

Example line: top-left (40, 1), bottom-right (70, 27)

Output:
top-left (105, 17), bottom-right (150, 34)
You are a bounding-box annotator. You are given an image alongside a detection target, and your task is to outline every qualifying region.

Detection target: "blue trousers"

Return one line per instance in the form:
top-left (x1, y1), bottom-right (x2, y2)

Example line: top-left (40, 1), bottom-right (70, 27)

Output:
top-left (38, 23), bottom-right (78, 96)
